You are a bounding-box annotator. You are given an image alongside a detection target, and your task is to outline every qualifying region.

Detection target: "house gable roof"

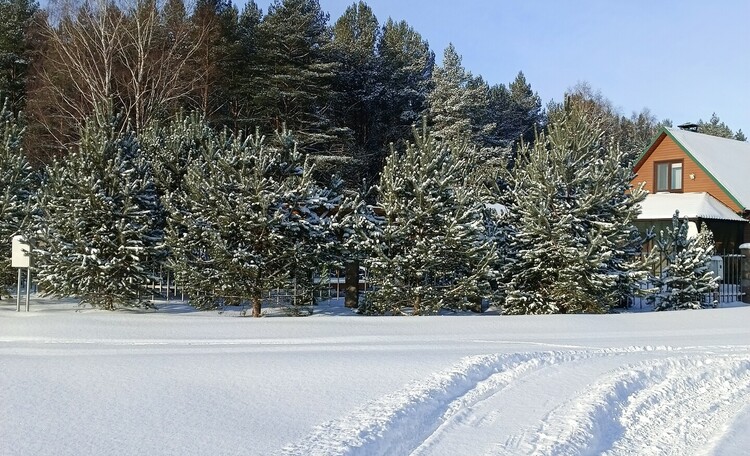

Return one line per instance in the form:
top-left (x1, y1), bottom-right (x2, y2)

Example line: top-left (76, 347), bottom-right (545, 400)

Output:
top-left (635, 127), bottom-right (750, 211)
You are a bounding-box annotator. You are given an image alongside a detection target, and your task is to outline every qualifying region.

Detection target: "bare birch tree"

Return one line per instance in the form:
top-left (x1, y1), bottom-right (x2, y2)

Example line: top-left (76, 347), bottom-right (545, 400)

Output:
top-left (28, 0), bottom-right (206, 153)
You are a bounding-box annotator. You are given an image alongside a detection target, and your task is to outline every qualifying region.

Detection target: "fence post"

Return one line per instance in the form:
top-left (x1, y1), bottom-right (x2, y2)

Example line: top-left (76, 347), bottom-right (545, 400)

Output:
top-left (740, 244), bottom-right (750, 304)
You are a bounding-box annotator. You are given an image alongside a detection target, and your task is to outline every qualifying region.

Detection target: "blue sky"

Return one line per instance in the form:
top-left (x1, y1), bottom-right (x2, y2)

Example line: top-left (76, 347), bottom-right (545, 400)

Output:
top-left (264, 0), bottom-right (750, 133)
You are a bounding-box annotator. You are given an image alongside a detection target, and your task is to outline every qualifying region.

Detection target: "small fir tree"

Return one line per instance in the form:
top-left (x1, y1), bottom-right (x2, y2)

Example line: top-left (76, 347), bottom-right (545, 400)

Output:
top-left (501, 101), bottom-right (647, 314)
top-left (167, 127), bottom-right (341, 317)
top-left (33, 119), bottom-right (164, 309)
top-left (0, 102), bottom-right (34, 293)
top-left (359, 127), bottom-right (496, 315)
top-left (648, 213), bottom-right (718, 310)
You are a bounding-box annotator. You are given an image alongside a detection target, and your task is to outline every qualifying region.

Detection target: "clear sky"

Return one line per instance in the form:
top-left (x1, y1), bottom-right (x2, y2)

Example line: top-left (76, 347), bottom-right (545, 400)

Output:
top-left (264, 0), bottom-right (750, 133)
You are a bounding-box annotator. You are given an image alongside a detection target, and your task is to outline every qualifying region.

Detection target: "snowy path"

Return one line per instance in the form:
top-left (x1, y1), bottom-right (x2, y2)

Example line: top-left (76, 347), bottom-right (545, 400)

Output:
top-left (283, 347), bottom-right (750, 456)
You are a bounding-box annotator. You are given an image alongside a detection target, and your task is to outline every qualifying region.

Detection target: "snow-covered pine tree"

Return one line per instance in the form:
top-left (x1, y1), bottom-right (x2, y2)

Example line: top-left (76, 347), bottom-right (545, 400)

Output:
top-left (359, 126), bottom-right (496, 315)
top-left (427, 43), bottom-right (493, 146)
top-left (140, 112), bottom-right (214, 197)
top-left (33, 119), bottom-right (164, 309)
top-left (501, 100), bottom-right (647, 314)
top-left (648, 212), bottom-right (718, 310)
top-left (0, 102), bottom-right (34, 293)
top-left (138, 112), bottom-right (216, 287)
top-left (167, 127), bottom-right (341, 317)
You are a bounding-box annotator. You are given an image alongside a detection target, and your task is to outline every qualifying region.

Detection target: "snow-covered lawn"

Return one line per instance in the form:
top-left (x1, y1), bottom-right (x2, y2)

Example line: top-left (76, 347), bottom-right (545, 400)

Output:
top-left (2, 298), bottom-right (750, 456)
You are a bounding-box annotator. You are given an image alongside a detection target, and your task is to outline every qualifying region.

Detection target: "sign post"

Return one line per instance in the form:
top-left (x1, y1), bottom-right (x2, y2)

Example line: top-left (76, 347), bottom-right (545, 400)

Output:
top-left (11, 235), bottom-right (32, 312)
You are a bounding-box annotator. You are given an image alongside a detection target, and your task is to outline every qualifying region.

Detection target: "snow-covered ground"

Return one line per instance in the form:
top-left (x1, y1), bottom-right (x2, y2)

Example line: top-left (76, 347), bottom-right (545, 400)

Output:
top-left (2, 297), bottom-right (750, 456)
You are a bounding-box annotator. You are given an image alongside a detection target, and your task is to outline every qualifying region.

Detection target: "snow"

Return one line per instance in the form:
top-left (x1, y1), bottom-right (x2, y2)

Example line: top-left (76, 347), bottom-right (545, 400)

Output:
top-left (2, 297), bottom-right (750, 456)
top-left (665, 127), bottom-right (750, 210)
top-left (637, 192), bottom-right (746, 222)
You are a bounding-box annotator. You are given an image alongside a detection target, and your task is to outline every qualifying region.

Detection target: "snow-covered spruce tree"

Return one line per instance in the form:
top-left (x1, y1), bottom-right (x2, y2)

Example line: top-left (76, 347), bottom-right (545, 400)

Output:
top-left (167, 128), bottom-right (341, 317)
top-left (0, 102), bottom-right (35, 294)
top-left (648, 212), bottom-right (718, 310)
top-left (359, 127), bottom-right (496, 315)
top-left (33, 119), bottom-right (164, 310)
top-left (501, 101), bottom-right (647, 314)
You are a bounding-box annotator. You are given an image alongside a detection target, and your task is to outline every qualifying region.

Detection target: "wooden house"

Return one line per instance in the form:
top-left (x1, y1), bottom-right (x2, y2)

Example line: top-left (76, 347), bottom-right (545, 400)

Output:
top-left (632, 127), bottom-right (750, 252)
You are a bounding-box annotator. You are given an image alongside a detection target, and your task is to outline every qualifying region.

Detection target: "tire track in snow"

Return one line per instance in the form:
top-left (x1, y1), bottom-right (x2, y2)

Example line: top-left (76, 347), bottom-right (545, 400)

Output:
top-left (528, 354), bottom-right (750, 456)
top-left (280, 346), bottom-right (750, 456)
top-left (278, 346), bottom-right (691, 456)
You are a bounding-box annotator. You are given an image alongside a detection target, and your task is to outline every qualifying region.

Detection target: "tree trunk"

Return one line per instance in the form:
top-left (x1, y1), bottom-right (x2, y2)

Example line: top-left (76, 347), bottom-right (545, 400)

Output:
top-left (344, 261), bottom-right (359, 308)
top-left (252, 294), bottom-right (262, 318)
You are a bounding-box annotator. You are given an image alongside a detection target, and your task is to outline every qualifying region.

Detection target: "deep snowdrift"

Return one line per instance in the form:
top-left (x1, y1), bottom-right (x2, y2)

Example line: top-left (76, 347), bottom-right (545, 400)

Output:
top-left (2, 298), bottom-right (749, 455)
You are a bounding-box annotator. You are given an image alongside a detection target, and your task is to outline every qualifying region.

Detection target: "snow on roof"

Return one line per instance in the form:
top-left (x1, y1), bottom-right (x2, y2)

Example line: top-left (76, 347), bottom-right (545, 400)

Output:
top-left (637, 192), bottom-right (747, 222)
top-left (665, 127), bottom-right (750, 210)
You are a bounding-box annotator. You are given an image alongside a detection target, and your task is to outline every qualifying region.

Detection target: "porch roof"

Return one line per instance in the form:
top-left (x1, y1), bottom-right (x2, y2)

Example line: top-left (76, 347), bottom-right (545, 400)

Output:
top-left (637, 192), bottom-right (747, 222)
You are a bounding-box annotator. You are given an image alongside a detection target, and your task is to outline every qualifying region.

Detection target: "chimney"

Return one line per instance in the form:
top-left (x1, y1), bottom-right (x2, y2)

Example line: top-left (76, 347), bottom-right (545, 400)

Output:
top-left (677, 122), bottom-right (699, 132)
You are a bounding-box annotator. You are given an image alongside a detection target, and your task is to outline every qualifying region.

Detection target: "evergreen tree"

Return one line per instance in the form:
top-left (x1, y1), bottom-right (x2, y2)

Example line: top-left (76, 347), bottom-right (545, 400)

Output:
top-left (329, 0), bottom-right (380, 188)
top-left (485, 72), bottom-right (543, 151)
top-left (167, 127), bottom-right (341, 317)
top-left (735, 129), bottom-right (746, 142)
top-left (138, 112), bottom-right (215, 271)
top-left (359, 127), bottom-right (495, 315)
top-left (375, 19), bottom-right (433, 151)
top-left (0, 102), bottom-right (34, 292)
top-left (250, 0), bottom-right (340, 154)
top-left (0, 0), bottom-right (37, 112)
top-left (33, 118), bottom-right (164, 309)
top-left (221, 2), bottom-right (263, 131)
top-left (648, 213), bottom-right (718, 310)
top-left (140, 112), bottom-right (214, 198)
top-left (698, 113), bottom-right (734, 139)
top-left (501, 101), bottom-right (647, 314)
top-left (427, 43), bottom-right (492, 145)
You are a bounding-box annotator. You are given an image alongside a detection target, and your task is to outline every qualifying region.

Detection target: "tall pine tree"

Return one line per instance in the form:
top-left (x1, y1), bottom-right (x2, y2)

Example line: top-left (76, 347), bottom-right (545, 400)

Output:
top-left (0, 0), bottom-right (37, 112)
top-left (375, 19), bottom-right (433, 150)
top-left (329, 1), bottom-right (380, 188)
top-left (427, 43), bottom-right (492, 146)
top-left (250, 0), bottom-right (340, 155)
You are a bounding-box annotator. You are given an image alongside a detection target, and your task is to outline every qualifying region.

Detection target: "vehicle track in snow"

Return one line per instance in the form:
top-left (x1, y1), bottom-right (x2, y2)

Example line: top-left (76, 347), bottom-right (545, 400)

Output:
top-left (280, 346), bottom-right (750, 456)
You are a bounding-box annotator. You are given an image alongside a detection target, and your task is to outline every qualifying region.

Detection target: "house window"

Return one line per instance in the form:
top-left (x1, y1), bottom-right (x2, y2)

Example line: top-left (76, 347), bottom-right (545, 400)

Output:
top-left (655, 161), bottom-right (683, 192)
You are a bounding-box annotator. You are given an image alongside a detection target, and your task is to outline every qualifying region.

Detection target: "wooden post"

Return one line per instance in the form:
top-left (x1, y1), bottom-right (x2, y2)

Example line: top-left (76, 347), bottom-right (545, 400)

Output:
top-left (740, 244), bottom-right (750, 304)
top-left (344, 261), bottom-right (359, 308)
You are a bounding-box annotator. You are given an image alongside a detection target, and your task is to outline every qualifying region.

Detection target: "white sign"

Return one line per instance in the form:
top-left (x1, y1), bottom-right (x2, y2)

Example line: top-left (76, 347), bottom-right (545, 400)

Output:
top-left (11, 235), bottom-right (31, 268)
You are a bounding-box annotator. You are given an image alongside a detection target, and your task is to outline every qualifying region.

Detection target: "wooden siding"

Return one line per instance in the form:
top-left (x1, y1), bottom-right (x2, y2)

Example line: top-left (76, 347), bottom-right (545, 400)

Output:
top-left (632, 135), bottom-right (743, 213)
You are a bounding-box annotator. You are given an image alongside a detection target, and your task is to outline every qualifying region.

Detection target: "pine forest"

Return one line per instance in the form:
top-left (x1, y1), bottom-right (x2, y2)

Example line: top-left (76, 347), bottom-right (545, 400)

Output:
top-left (0, 0), bottom-right (742, 315)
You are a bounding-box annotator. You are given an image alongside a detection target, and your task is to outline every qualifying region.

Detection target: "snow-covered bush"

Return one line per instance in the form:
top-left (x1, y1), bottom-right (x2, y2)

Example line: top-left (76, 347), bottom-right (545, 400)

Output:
top-left (648, 212), bottom-right (718, 310)
top-left (33, 119), bottom-right (164, 309)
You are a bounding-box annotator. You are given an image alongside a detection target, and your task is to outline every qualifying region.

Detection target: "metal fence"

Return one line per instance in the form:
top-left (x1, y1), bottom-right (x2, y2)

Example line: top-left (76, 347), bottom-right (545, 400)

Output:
top-left (147, 254), bottom-right (745, 311)
top-left (145, 266), bottom-right (376, 310)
